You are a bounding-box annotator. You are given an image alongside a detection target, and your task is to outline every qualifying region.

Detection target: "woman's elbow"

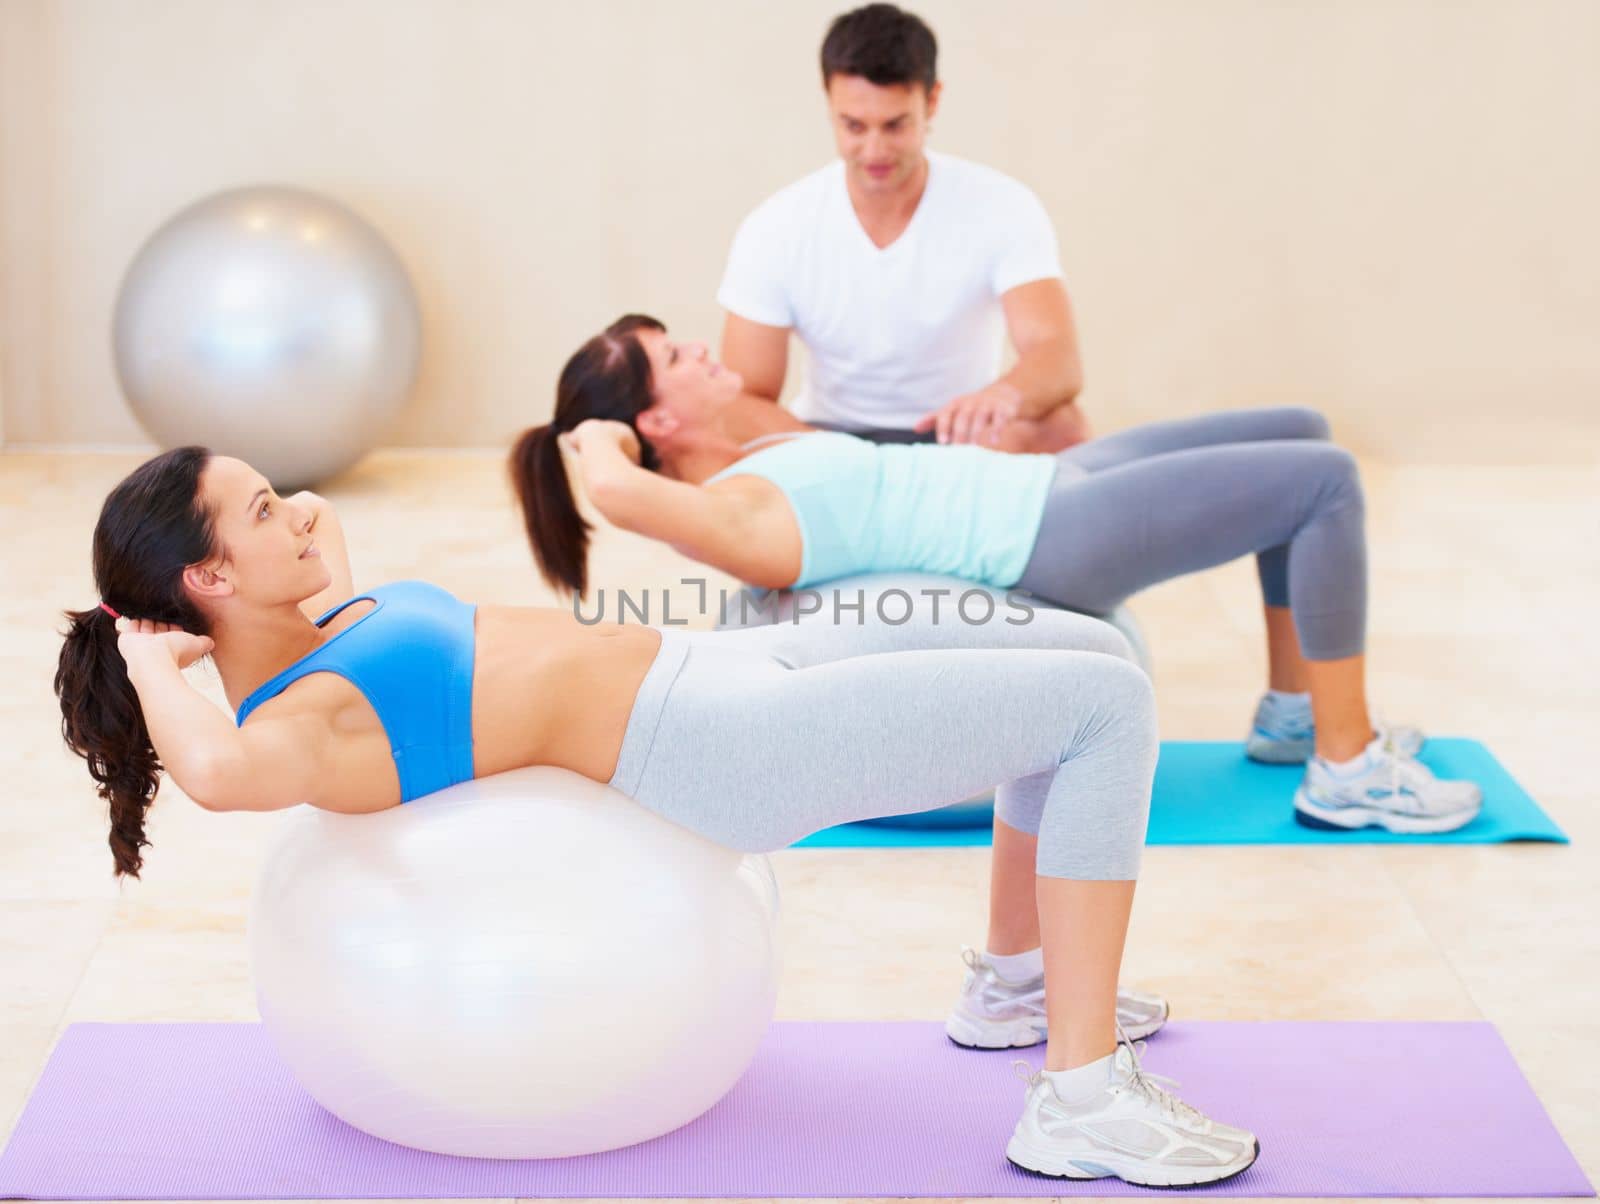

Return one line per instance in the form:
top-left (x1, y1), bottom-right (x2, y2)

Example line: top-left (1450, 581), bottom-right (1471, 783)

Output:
top-left (583, 476), bottom-right (636, 528)
top-left (175, 749), bottom-right (247, 812)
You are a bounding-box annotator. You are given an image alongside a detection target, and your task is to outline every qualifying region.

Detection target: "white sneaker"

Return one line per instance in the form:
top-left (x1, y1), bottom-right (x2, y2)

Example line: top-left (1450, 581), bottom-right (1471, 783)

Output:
top-left (945, 947), bottom-right (1169, 1049)
top-left (1006, 1039), bottom-right (1260, 1187)
top-left (1295, 733), bottom-right (1482, 834)
top-left (1246, 691), bottom-right (1426, 764)
top-left (1244, 691), bottom-right (1318, 763)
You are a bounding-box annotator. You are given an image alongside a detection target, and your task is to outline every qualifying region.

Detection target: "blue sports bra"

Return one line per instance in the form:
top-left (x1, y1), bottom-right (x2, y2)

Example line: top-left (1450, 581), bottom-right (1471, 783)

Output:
top-left (234, 580), bottom-right (477, 802)
top-left (706, 431), bottom-right (1061, 589)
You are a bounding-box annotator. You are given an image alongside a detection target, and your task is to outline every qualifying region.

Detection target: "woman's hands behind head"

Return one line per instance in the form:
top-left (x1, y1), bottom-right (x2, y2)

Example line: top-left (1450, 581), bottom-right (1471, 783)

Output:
top-left (115, 619), bottom-right (215, 674)
top-left (561, 419), bottom-right (642, 465)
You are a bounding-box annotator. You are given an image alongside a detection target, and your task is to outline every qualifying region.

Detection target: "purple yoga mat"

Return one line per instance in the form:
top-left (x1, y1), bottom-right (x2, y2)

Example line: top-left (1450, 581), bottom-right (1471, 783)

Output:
top-left (0, 1020), bottom-right (1590, 1199)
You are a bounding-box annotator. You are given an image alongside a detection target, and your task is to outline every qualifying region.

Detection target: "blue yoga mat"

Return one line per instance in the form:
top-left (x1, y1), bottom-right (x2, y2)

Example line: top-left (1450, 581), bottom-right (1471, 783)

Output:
top-left (793, 738), bottom-right (1567, 849)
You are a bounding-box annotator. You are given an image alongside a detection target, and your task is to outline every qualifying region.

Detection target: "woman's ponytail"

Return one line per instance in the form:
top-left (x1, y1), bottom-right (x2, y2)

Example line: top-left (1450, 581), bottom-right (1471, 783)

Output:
top-left (55, 605), bottom-right (159, 878)
top-left (510, 423), bottom-right (592, 596)
top-left (55, 445), bottom-right (215, 879)
top-left (512, 313), bottom-right (665, 597)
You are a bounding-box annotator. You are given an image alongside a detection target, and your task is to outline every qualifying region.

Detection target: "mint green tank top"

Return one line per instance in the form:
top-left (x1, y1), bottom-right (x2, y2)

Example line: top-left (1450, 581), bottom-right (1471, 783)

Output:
top-left (706, 431), bottom-right (1059, 589)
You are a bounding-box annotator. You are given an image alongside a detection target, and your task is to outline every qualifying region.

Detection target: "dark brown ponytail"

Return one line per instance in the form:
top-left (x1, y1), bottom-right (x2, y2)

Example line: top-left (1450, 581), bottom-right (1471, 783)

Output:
top-left (54, 446), bottom-right (216, 879)
top-left (510, 422), bottom-right (592, 596)
top-left (510, 313), bottom-right (664, 596)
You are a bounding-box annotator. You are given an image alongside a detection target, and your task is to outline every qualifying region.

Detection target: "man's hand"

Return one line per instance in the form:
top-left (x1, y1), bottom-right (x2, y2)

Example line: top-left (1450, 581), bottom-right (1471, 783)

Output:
top-left (914, 382), bottom-right (1024, 446)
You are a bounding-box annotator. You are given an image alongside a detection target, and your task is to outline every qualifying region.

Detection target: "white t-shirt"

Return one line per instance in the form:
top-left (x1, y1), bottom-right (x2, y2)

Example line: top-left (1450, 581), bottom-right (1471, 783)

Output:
top-left (717, 151), bottom-right (1062, 430)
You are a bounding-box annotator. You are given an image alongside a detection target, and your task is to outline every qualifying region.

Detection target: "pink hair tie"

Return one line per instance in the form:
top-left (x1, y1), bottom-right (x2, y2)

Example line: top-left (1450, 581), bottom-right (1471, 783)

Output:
top-left (99, 601), bottom-right (121, 620)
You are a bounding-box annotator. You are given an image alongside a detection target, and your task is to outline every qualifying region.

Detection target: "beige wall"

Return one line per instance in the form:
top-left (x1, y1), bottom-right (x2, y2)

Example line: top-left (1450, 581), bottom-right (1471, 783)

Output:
top-left (2, 0), bottom-right (1597, 462)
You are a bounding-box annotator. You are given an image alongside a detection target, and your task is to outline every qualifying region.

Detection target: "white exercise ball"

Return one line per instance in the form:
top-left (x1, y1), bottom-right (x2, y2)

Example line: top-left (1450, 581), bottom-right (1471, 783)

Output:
top-left (113, 185), bottom-right (421, 490)
top-left (248, 767), bottom-right (781, 1159)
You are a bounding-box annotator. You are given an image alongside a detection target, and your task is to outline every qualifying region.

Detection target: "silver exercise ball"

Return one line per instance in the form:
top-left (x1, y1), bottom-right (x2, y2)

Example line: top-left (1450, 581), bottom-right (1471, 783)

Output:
top-left (113, 185), bottom-right (421, 490)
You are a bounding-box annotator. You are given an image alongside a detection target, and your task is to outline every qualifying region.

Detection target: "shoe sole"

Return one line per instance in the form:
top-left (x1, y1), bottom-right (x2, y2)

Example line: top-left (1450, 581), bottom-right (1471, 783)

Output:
top-left (945, 1012), bottom-right (1047, 1049)
top-left (1247, 734), bottom-right (1429, 764)
top-left (1293, 787), bottom-right (1481, 834)
top-left (1244, 735), bottom-right (1311, 765)
top-left (1006, 1134), bottom-right (1261, 1188)
top-left (945, 1004), bottom-right (1169, 1050)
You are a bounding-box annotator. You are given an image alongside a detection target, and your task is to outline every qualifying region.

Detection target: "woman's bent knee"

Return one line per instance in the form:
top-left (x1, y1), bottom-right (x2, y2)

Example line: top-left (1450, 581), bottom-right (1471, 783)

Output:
top-left (1279, 406), bottom-right (1333, 441)
top-left (1308, 444), bottom-right (1364, 512)
top-left (1069, 654), bottom-right (1158, 761)
top-left (1099, 652), bottom-right (1157, 723)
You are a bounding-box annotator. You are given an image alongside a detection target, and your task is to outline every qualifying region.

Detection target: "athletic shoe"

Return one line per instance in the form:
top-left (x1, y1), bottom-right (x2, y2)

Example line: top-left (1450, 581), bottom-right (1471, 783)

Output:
top-left (1246, 692), bottom-right (1426, 763)
top-left (1245, 691), bottom-right (1318, 763)
top-left (1294, 734), bottom-right (1482, 834)
top-left (945, 947), bottom-right (1168, 1049)
top-left (1006, 1037), bottom-right (1260, 1187)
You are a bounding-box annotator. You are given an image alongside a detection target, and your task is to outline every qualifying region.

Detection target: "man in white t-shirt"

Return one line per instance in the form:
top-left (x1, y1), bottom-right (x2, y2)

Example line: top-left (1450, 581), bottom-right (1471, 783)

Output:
top-left (718, 3), bottom-right (1089, 452)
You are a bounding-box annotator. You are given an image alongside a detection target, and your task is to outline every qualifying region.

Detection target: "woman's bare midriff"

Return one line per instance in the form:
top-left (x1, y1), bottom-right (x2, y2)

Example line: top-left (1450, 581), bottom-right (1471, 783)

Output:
top-left (470, 605), bottom-right (665, 783)
top-left (242, 604), bottom-right (665, 814)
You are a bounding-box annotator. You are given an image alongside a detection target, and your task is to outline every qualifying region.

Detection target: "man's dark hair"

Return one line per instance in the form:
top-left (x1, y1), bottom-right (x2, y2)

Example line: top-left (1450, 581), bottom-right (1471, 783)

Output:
top-left (820, 4), bottom-right (938, 92)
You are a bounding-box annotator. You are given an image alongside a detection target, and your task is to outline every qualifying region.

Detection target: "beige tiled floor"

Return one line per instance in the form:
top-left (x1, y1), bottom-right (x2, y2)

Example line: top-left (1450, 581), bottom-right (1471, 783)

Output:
top-left (1, 447), bottom-right (1596, 1203)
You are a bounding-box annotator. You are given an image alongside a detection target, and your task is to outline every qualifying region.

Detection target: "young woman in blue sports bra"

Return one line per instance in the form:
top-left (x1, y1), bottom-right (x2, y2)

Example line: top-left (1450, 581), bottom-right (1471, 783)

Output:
top-left (56, 441), bottom-right (1262, 1186)
top-left (514, 314), bottom-right (1484, 837)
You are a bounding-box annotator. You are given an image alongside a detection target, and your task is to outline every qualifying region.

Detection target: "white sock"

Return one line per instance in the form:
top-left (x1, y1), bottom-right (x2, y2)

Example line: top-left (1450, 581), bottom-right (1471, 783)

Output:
top-left (1266, 689), bottom-right (1311, 709)
top-left (1319, 745), bottom-right (1374, 775)
top-left (985, 946), bottom-right (1044, 982)
top-left (1319, 732), bottom-right (1385, 775)
top-left (1042, 1052), bottom-right (1115, 1102)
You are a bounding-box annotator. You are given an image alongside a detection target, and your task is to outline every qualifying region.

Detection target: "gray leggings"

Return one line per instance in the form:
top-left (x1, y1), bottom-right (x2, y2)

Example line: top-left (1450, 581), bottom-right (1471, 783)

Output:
top-left (1016, 407), bottom-right (1367, 660)
top-left (608, 607), bottom-right (1156, 880)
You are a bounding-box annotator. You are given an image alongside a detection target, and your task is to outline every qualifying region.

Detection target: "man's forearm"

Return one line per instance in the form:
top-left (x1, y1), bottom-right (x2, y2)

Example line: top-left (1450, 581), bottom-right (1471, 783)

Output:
top-left (998, 337), bottom-right (1084, 422)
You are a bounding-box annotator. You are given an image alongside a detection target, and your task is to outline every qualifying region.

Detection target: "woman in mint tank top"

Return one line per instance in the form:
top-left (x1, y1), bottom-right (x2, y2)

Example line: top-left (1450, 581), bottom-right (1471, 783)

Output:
top-left (515, 314), bottom-right (1483, 835)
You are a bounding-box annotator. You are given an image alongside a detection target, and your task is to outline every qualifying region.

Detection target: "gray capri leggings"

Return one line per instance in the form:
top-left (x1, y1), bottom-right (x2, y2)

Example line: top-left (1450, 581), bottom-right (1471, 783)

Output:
top-left (1015, 407), bottom-right (1367, 660)
top-left (828, 407), bottom-right (1366, 659)
top-left (608, 606), bottom-right (1156, 880)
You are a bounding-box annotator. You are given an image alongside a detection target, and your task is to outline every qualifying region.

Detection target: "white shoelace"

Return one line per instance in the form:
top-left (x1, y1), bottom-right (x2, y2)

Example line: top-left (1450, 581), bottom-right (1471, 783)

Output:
top-left (964, 946), bottom-right (1046, 1008)
top-left (1370, 729), bottom-right (1438, 815)
top-left (1112, 1025), bottom-right (1204, 1126)
top-left (1012, 1025), bottom-right (1203, 1127)
top-left (1323, 724), bottom-right (1436, 816)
